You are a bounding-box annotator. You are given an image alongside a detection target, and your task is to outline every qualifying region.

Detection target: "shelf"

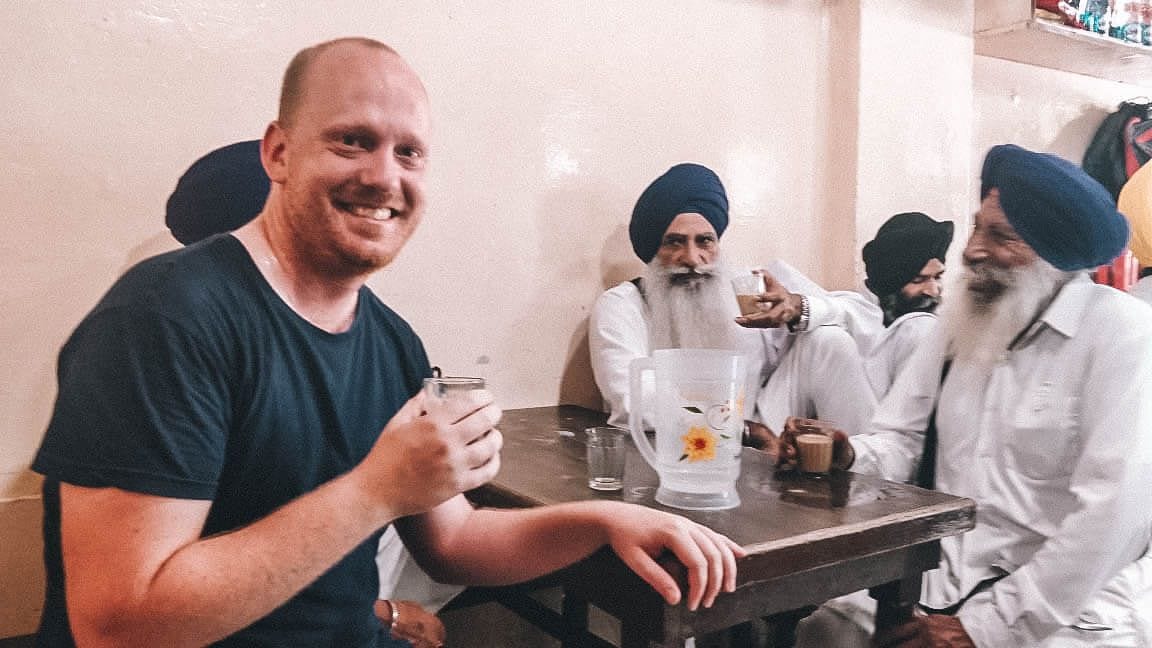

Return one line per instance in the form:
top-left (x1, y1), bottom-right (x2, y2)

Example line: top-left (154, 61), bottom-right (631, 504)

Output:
top-left (975, 18), bottom-right (1152, 87)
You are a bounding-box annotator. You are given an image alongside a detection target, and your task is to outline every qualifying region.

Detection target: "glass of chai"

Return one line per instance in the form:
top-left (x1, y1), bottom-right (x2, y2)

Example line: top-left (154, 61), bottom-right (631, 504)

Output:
top-left (732, 271), bottom-right (767, 316)
top-left (795, 432), bottom-right (834, 475)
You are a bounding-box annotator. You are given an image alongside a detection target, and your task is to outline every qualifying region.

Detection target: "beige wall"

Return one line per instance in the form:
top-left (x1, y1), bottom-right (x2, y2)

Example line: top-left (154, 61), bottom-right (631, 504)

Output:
top-left (973, 55), bottom-right (1145, 185)
top-left (2, 0), bottom-right (1149, 638)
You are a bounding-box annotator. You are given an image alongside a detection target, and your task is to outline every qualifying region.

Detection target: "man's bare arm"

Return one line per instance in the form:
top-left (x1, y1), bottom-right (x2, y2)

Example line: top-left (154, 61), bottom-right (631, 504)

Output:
top-left (63, 392), bottom-right (502, 647)
top-left (399, 496), bottom-right (746, 612)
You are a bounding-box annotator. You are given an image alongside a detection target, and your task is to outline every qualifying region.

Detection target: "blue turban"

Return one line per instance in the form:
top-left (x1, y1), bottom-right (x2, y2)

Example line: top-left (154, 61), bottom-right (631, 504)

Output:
top-left (165, 140), bottom-right (269, 245)
top-left (980, 144), bottom-right (1129, 271)
top-left (629, 163), bottom-right (729, 263)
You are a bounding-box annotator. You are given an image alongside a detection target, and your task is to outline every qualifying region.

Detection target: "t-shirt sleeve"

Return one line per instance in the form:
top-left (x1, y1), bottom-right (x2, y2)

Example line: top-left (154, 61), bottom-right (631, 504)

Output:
top-left (33, 304), bottom-right (231, 500)
top-left (404, 327), bottom-right (432, 396)
top-left (374, 301), bottom-right (432, 398)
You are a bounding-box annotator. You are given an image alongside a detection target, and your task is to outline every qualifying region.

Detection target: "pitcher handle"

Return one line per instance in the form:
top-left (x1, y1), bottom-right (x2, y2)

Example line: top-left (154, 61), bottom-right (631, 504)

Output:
top-left (628, 357), bottom-right (659, 470)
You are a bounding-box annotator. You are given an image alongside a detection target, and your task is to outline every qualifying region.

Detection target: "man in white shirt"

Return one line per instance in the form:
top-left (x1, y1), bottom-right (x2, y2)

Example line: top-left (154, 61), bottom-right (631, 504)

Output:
top-left (589, 163), bottom-right (882, 444)
top-left (860, 212), bottom-right (953, 399)
top-left (802, 144), bottom-right (1152, 648)
top-left (1118, 160), bottom-right (1152, 305)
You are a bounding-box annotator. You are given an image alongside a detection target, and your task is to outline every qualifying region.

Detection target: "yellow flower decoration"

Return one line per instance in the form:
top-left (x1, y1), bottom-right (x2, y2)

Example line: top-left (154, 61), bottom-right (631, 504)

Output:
top-left (679, 426), bottom-right (717, 462)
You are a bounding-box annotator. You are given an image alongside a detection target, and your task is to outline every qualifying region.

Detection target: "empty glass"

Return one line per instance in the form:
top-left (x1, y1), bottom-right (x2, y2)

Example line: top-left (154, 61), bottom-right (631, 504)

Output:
top-left (585, 427), bottom-right (627, 491)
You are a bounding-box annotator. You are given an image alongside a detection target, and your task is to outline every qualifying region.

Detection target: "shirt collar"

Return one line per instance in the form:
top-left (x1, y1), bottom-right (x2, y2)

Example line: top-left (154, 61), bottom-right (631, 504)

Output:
top-left (1012, 273), bottom-right (1091, 347)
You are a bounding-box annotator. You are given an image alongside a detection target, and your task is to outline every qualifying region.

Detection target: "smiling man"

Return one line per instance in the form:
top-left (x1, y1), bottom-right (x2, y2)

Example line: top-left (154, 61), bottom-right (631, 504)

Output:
top-left (32, 38), bottom-right (743, 648)
top-left (163, 137), bottom-right (451, 648)
top-left (794, 144), bottom-right (1152, 648)
top-left (860, 211), bottom-right (954, 399)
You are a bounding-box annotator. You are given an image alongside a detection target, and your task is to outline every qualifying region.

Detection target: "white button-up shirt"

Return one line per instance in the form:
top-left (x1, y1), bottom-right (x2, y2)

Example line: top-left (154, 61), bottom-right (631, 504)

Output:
top-left (863, 310), bottom-right (938, 400)
top-left (852, 274), bottom-right (1152, 647)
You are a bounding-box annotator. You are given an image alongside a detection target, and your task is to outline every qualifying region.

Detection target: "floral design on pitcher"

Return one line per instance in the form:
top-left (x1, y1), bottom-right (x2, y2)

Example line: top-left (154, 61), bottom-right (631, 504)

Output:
top-left (680, 401), bottom-right (737, 462)
top-left (683, 404), bottom-right (736, 435)
top-left (704, 404), bottom-right (732, 430)
top-left (679, 425), bottom-right (717, 462)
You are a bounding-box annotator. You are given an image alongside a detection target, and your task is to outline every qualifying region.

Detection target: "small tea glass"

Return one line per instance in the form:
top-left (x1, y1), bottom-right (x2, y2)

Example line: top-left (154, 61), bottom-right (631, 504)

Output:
top-left (585, 426), bottom-right (627, 491)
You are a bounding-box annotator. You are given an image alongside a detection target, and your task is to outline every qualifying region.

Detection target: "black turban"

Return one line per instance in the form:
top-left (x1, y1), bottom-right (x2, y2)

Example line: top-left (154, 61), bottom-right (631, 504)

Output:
top-left (980, 144), bottom-right (1129, 271)
top-left (165, 140), bottom-right (269, 245)
top-left (629, 163), bottom-right (729, 263)
top-left (863, 212), bottom-right (954, 297)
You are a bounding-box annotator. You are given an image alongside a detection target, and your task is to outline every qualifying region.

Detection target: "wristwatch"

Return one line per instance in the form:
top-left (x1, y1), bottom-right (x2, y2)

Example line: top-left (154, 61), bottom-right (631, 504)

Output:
top-left (787, 294), bottom-right (811, 333)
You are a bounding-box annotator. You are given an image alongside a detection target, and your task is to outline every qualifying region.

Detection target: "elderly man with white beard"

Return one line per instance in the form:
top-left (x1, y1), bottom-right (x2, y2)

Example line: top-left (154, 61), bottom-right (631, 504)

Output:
top-left (589, 162), bottom-right (881, 449)
top-left (791, 144), bottom-right (1152, 648)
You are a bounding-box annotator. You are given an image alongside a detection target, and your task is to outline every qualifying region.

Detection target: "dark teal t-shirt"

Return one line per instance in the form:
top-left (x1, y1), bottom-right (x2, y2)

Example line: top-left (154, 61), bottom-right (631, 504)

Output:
top-left (33, 234), bottom-right (431, 647)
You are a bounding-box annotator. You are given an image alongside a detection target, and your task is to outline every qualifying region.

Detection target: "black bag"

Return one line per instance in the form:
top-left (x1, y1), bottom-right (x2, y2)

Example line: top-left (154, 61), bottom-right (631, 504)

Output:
top-left (1083, 99), bottom-right (1152, 200)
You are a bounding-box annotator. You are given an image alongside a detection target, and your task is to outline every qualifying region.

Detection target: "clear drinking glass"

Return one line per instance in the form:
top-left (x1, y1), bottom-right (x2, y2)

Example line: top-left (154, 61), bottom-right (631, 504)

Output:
top-left (731, 272), bottom-right (767, 316)
top-left (585, 426), bottom-right (627, 491)
top-left (423, 376), bottom-right (485, 420)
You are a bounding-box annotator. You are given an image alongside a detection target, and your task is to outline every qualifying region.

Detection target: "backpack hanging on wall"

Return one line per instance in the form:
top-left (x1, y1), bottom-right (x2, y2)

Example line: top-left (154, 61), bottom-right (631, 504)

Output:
top-left (1082, 98), bottom-right (1152, 200)
top-left (1082, 99), bottom-right (1149, 290)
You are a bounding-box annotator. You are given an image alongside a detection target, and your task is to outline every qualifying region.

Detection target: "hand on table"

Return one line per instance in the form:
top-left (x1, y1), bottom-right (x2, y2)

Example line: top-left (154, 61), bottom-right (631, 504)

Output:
top-left (376, 599), bottom-right (446, 648)
top-left (776, 416), bottom-right (854, 471)
top-left (734, 272), bottom-right (803, 329)
top-left (872, 613), bottom-right (975, 648)
top-left (604, 504), bottom-right (748, 611)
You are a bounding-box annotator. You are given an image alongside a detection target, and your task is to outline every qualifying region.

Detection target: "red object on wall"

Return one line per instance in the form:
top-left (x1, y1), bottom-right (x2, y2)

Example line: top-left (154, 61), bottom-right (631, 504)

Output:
top-left (1093, 249), bottom-right (1139, 290)
top-left (1034, 0), bottom-right (1083, 27)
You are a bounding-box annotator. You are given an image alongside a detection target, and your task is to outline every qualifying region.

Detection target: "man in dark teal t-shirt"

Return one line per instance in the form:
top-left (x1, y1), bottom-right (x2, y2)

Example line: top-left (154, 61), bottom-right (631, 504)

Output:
top-left (34, 36), bottom-right (745, 647)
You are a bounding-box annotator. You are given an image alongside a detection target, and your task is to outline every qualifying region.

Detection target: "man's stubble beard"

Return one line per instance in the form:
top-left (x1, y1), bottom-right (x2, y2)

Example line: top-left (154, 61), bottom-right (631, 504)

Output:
top-left (942, 258), bottom-right (1072, 367)
top-left (279, 177), bottom-right (417, 277)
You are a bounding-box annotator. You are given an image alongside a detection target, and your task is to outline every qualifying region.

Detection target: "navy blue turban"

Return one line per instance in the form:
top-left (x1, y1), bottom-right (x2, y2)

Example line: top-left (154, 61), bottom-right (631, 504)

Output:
top-left (165, 140), bottom-right (269, 245)
top-left (629, 163), bottom-right (729, 263)
top-left (980, 144), bottom-right (1129, 271)
top-left (863, 212), bottom-right (954, 297)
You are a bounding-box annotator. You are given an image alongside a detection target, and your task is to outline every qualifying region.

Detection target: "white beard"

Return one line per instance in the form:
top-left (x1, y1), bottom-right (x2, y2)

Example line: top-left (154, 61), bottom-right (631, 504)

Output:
top-left (942, 257), bottom-right (1073, 368)
top-left (642, 259), bottom-right (744, 352)
top-left (642, 259), bottom-right (769, 423)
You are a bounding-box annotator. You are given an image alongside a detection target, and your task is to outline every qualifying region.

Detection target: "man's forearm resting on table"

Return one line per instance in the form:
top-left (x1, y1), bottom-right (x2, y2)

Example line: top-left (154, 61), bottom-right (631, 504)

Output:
top-left (61, 468), bottom-right (407, 647)
top-left (398, 498), bottom-right (744, 611)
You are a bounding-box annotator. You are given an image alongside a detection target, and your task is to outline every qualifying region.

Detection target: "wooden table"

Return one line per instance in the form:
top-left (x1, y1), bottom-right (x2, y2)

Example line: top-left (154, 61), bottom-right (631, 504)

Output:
top-left (459, 405), bottom-right (976, 648)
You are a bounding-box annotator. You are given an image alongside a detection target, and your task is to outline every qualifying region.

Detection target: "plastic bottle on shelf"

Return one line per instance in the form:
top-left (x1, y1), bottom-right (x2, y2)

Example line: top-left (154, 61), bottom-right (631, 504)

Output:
top-left (1080, 0), bottom-right (1112, 35)
top-left (1112, 0), bottom-right (1143, 42)
top-left (1141, 0), bottom-right (1152, 45)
